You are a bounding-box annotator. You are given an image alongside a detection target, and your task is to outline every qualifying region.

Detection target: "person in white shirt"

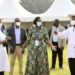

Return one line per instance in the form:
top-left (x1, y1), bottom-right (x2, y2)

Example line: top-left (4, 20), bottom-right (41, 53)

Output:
top-left (0, 29), bottom-right (10, 75)
top-left (58, 13), bottom-right (75, 75)
top-left (50, 19), bottom-right (65, 69)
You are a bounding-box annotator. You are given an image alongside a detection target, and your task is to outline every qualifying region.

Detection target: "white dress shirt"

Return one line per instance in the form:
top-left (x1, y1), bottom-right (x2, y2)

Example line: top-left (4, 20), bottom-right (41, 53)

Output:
top-left (52, 27), bottom-right (58, 42)
top-left (15, 27), bottom-right (21, 44)
top-left (58, 27), bottom-right (75, 58)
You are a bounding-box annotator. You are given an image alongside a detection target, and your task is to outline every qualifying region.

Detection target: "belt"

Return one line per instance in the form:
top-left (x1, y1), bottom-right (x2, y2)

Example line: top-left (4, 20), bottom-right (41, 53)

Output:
top-left (16, 44), bottom-right (21, 46)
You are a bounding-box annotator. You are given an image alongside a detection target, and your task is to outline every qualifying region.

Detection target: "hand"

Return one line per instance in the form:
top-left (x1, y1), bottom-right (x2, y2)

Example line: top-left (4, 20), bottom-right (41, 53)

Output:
top-left (61, 47), bottom-right (64, 50)
top-left (54, 31), bottom-right (58, 35)
top-left (4, 39), bottom-right (8, 43)
top-left (51, 45), bottom-right (57, 51)
top-left (22, 45), bottom-right (26, 54)
top-left (9, 45), bottom-right (14, 51)
top-left (22, 44), bottom-right (26, 49)
top-left (6, 36), bottom-right (11, 40)
top-left (2, 39), bottom-right (8, 47)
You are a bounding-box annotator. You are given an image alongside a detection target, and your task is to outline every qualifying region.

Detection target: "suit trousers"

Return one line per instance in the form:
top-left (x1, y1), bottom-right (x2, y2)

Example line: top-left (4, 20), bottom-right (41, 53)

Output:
top-left (68, 58), bottom-right (75, 75)
top-left (0, 71), bottom-right (4, 75)
top-left (9, 45), bottom-right (23, 75)
top-left (51, 42), bottom-right (63, 68)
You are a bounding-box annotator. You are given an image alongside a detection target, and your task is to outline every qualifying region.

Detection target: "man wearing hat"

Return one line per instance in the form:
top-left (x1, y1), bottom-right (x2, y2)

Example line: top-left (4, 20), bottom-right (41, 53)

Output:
top-left (8, 18), bottom-right (27, 75)
top-left (58, 13), bottom-right (75, 75)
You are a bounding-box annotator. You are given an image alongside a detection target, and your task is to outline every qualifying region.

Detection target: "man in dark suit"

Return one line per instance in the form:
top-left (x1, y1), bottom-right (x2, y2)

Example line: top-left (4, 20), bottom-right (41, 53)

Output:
top-left (8, 18), bottom-right (27, 75)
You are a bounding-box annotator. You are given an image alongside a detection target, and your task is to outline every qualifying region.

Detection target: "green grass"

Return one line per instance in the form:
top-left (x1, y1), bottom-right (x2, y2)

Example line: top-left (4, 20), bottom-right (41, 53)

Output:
top-left (5, 47), bottom-right (70, 75)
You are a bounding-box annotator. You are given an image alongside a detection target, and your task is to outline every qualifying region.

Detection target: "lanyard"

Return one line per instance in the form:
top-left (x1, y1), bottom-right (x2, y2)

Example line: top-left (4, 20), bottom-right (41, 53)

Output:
top-left (34, 31), bottom-right (39, 39)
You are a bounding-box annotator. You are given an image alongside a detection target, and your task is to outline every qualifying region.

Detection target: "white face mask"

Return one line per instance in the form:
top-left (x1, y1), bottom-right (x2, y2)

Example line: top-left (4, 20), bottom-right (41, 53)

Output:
top-left (70, 20), bottom-right (75, 26)
top-left (0, 23), bottom-right (2, 27)
top-left (37, 22), bottom-right (42, 27)
top-left (16, 22), bottom-right (21, 26)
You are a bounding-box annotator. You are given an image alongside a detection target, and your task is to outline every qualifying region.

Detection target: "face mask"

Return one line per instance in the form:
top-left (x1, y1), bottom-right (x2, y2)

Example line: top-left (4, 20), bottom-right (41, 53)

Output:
top-left (37, 22), bottom-right (42, 27)
top-left (16, 22), bottom-right (21, 27)
top-left (0, 23), bottom-right (2, 27)
top-left (70, 20), bottom-right (75, 26)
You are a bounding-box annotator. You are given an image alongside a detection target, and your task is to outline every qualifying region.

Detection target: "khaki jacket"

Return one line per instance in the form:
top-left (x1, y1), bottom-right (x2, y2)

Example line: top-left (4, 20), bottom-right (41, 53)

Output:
top-left (50, 25), bottom-right (65, 48)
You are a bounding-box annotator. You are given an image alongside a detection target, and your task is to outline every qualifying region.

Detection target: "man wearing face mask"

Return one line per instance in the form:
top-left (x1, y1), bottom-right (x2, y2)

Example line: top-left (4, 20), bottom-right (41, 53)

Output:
top-left (8, 18), bottom-right (27, 75)
top-left (58, 13), bottom-right (75, 75)
top-left (50, 19), bottom-right (65, 69)
top-left (70, 19), bottom-right (75, 28)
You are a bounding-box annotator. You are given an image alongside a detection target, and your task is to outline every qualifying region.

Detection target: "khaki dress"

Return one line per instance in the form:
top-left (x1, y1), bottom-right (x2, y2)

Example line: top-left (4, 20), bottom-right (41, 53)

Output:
top-left (25, 26), bottom-right (50, 75)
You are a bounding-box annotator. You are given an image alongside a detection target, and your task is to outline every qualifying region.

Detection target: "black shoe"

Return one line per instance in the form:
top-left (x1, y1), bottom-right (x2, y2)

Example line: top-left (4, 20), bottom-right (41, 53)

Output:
top-left (59, 67), bottom-right (64, 70)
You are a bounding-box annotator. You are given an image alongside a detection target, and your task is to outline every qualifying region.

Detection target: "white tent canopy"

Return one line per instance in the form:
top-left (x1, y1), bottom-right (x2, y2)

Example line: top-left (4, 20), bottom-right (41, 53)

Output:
top-left (0, 0), bottom-right (36, 18)
top-left (42, 0), bottom-right (75, 21)
top-left (0, 0), bottom-right (75, 22)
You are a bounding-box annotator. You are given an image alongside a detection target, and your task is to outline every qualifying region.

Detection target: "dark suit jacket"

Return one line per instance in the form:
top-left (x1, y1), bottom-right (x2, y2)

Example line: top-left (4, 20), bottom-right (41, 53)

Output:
top-left (8, 27), bottom-right (27, 54)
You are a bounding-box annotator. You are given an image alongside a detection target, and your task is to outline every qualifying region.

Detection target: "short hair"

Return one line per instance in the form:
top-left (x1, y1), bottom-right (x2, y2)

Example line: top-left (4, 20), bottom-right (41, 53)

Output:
top-left (33, 17), bottom-right (40, 25)
top-left (53, 19), bottom-right (59, 25)
top-left (15, 18), bottom-right (20, 22)
top-left (54, 19), bottom-right (59, 22)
